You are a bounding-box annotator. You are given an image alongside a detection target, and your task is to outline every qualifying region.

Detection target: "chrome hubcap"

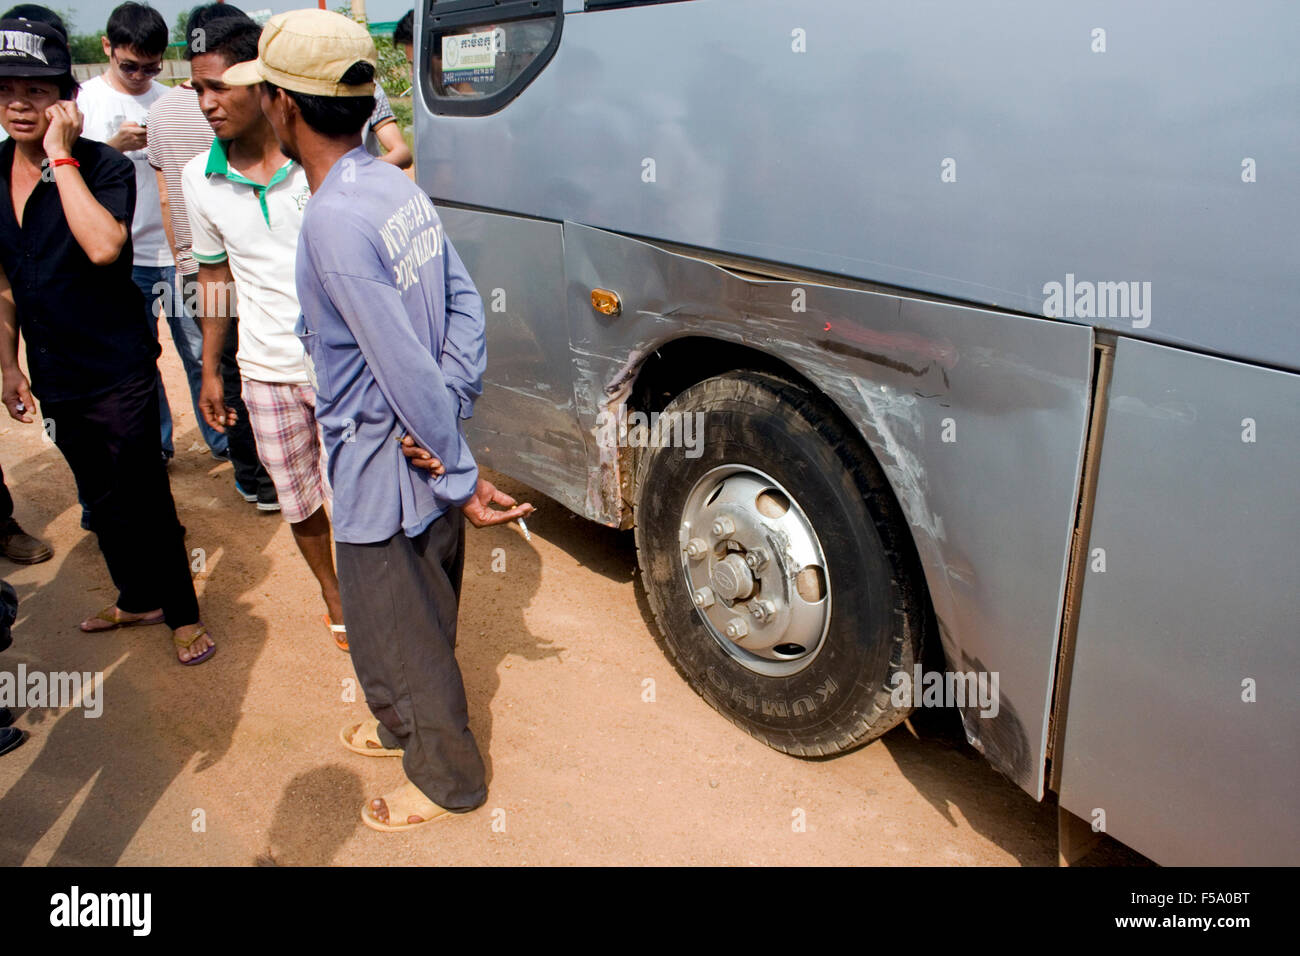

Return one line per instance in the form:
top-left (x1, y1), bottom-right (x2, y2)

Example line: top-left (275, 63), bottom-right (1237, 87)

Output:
top-left (679, 465), bottom-right (832, 677)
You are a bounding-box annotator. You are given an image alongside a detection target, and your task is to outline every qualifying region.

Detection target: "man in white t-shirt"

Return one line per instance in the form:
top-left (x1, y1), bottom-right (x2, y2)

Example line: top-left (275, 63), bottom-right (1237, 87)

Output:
top-left (76, 3), bottom-right (182, 461)
top-left (184, 16), bottom-right (348, 650)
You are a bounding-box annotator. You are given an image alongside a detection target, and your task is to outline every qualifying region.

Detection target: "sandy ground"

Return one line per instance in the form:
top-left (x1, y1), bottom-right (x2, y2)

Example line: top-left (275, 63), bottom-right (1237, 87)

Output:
top-left (0, 329), bottom-right (1145, 867)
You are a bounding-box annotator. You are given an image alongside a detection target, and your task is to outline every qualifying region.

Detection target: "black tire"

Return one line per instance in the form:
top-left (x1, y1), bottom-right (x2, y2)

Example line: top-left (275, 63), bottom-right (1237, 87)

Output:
top-left (633, 370), bottom-right (926, 757)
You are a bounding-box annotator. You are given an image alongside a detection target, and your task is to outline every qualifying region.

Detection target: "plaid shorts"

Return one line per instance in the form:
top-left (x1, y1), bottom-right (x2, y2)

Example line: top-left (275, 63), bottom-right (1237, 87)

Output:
top-left (241, 379), bottom-right (331, 524)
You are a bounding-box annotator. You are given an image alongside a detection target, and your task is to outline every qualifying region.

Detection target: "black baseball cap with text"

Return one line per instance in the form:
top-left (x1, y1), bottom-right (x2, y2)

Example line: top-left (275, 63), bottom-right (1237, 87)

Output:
top-left (0, 18), bottom-right (71, 78)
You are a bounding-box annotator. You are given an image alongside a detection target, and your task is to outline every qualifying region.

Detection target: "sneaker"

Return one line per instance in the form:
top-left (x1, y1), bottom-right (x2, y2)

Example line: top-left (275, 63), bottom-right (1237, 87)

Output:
top-left (0, 518), bottom-right (53, 564)
top-left (256, 487), bottom-right (281, 513)
top-left (235, 481), bottom-right (258, 503)
top-left (0, 726), bottom-right (25, 757)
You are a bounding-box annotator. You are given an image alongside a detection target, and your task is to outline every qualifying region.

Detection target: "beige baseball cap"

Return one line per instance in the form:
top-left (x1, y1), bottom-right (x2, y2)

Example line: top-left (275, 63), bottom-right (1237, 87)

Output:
top-left (222, 9), bottom-right (377, 97)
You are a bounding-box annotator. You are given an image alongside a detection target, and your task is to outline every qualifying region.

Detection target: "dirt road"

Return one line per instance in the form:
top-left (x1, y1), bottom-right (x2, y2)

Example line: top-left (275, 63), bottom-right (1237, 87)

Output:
top-left (0, 332), bottom-right (1137, 866)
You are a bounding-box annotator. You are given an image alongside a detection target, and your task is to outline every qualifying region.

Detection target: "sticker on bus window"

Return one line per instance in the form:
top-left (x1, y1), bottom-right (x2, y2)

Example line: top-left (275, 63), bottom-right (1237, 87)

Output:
top-left (442, 30), bottom-right (497, 83)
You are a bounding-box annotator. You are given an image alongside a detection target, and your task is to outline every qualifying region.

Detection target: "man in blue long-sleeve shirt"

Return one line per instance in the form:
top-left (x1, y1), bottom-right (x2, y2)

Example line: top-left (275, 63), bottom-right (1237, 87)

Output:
top-left (225, 10), bottom-right (532, 830)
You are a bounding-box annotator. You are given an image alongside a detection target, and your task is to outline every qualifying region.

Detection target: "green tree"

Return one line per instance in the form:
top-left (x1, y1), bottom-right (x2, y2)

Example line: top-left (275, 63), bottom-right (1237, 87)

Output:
top-left (172, 8), bottom-right (188, 44)
top-left (334, 4), bottom-right (411, 99)
top-left (165, 7), bottom-right (188, 59)
top-left (56, 8), bottom-right (109, 64)
top-left (68, 35), bottom-right (106, 63)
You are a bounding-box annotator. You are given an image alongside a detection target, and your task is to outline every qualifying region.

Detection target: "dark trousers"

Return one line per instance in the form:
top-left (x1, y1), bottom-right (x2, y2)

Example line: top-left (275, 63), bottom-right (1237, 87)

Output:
top-left (42, 366), bottom-right (199, 628)
top-left (220, 318), bottom-right (274, 496)
top-left (336, 509), bottom-right (487, 812)
top-left (0, 464), bottom-right (11, 524)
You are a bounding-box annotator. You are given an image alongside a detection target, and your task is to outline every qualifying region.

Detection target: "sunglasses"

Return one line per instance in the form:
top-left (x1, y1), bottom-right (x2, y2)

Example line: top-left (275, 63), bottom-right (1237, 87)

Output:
top-left (113, 52), bottom-right (164, 77)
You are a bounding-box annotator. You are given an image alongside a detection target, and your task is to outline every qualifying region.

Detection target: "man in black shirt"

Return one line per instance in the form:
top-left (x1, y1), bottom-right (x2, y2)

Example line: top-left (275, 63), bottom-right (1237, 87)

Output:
top-left (0, 19), bottom-right (215, 664)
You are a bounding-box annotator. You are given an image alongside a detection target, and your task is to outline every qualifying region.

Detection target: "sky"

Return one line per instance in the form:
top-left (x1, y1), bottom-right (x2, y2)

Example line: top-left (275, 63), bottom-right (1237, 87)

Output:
top-left (54, 0), bottom-right (413, 39)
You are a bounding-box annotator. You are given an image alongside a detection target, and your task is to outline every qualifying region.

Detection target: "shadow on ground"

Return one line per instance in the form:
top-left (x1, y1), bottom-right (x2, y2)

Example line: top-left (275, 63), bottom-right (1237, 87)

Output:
top-left (0, 427), bottom-right (278, 865)
top-left (258, 765), bottom-right (364, 865)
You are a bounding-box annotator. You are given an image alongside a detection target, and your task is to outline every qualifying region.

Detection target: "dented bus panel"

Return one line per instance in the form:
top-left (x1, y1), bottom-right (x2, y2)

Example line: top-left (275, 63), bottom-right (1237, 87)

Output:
top-left (416, 0), bottom-right (1300, 864)
top-left (556, 222), bottom-right (1095, 796)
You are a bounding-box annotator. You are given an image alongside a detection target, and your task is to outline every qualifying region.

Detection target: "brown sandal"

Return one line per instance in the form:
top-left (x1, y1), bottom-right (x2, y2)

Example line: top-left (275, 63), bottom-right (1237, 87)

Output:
top-left (339, 718), bottom-right (402, 757)
top-left (361, 781), bottom-right (453, 832)
top-left (173, 624), bottom-right (216, 666)
top-left (79, 605), bottom-right (164, 633)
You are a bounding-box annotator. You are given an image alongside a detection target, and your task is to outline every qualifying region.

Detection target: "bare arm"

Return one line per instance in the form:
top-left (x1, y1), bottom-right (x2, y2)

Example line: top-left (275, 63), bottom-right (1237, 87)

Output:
top-left (45, 102), bottom-right (128, 267)
top-left (373, 119), bottom-right (413, 169)
top-left (195, 260), bottom-right (236, 431)
top-left (155, 165), bottom-right (178, 265)
top-left (0, 265), bottom-right (34, 423)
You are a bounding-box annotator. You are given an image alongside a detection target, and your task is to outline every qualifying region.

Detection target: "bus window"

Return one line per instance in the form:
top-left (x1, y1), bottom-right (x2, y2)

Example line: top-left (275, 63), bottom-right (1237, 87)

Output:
top-left (424, 0), bottom-right (563, 116)
top-left (585, 1), bottom-right (695, 9)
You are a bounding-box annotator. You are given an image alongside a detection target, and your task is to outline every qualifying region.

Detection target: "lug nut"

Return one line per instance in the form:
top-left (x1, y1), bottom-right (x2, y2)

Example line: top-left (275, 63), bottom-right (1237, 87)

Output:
top-left (744, 548), bottom-right (769, 571)
top-left (723, 617), bottom-right (749, 640)
top-left (748, 599), bottom-right (776, 624)
top-left (712, 516), bottom-right (735, 537)
top-left (692, 587), bottom-right (715, 609)
top-left (685, 537), bottom-right (708, 559)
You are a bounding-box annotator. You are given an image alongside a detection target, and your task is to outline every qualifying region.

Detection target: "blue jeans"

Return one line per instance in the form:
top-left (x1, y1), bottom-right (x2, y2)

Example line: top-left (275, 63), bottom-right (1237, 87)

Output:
top-left (132, 265), bottom-right (228, 458)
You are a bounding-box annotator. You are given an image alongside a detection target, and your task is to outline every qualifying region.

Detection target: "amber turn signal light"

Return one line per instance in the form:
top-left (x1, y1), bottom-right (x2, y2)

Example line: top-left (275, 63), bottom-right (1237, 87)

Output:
top-left (590, 288), bottom-right (622, 316)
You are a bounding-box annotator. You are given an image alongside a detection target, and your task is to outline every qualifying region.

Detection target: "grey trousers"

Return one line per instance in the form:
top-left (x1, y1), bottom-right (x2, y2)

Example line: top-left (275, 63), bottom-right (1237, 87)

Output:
top-left (335, 509), bottom-right (487, 812)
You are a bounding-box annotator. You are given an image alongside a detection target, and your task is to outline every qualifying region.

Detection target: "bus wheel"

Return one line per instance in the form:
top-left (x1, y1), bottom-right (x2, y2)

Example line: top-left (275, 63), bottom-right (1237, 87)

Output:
top-left (632, 370), bottom-right (926, 756)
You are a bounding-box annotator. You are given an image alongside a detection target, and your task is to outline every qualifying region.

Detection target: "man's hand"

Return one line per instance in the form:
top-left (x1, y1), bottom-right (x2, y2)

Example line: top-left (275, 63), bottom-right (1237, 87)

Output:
top-left (199, 373), bottom-right (234, 432)
top-left (2, 370), bottom-right (34, 423)
top-left (105, 120), bottom-right (147, 154)
top-left (399, 434), bottom-right (445, 476)
top-left (462, 477), bottom-right (535, 528)
top-left (43, 101), bottom-right (83, 160)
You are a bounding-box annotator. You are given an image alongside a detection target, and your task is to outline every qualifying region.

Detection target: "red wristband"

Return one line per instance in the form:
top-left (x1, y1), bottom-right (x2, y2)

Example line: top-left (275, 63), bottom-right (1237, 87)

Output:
top-left (49, 157), bottom-right (80, 168)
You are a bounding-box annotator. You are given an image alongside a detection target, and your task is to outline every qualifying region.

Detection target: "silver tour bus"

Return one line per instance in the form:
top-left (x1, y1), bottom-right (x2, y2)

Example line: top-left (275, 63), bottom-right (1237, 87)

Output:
top-left (413, 0), bottom-right (1299, 865)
